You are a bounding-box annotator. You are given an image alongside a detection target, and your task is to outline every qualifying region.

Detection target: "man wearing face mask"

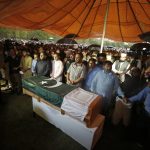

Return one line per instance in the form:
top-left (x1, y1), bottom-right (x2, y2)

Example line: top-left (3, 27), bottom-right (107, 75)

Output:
top-left (112, 53), bottom-right (130, 82)
top-left (89, 61), bottom-right (124, 114)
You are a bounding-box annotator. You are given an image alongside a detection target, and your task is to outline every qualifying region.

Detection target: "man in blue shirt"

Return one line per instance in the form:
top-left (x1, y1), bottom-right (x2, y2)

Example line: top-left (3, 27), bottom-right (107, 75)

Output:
top-left (129, 85), bottom-right (150, 116)
top-left (84, 53), bottom-right (106, 91)
top-left (31, 53), bottom-right (38, 76)
top-left (126, 74), bottom-right (150, 148)
top-left (89, 61), bottom-right (124, 115)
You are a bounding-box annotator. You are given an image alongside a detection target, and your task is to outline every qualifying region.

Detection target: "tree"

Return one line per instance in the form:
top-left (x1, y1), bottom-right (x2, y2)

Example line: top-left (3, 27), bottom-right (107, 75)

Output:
top-left (0, 27), bottom-right (133, 47)
top-left (0, 27), bottom-right (59, 40)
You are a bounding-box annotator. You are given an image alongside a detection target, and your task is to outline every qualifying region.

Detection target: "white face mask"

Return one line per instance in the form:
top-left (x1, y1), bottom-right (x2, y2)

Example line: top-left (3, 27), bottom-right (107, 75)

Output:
top-left (146, 77), bottom-right (150, 83)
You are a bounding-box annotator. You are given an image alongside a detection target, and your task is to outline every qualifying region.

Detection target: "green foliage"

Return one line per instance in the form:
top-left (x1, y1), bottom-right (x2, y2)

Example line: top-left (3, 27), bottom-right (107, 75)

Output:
top-left (0, 27), bottom-right (133, 47)
top-left (77, 38), bottom-right (133, 48)
top-left (0, 27), bottom-right (60, 41)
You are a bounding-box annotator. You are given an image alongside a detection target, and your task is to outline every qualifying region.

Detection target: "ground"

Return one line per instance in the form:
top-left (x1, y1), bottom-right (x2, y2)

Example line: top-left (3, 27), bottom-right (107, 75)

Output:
top-left (0, 92), bottom-right (143, 150)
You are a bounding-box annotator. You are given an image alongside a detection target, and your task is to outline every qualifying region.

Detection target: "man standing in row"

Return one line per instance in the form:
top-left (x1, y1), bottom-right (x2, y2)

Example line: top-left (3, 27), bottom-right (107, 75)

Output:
top-left (35, 52), bottom-right (51, 77)
top-left (90, 61), bottom-right (124, 115)
top-left (20, 49), bottom-right (32, 78)
top-left (112, 53), bottom-right (130, 82)
top-left (67, 53), bottom-right (86, 87)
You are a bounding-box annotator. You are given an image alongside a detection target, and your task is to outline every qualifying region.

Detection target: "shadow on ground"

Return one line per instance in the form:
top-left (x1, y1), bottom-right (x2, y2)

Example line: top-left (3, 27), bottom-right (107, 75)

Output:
top-left (0, 92), bottom-right (143, 150)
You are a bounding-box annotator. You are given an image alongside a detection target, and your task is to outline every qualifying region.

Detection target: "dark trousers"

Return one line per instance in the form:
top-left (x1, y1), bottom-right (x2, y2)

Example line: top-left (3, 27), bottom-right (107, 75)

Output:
top-left (131, 106), bottom-right (150, 148)
top-left (10, 73), bottom-right (22, 93)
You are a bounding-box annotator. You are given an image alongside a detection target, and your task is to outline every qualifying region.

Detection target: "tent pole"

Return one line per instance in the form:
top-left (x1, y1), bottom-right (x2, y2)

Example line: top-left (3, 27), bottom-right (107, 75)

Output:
top-left (100, 0), bottom-right (110, 53)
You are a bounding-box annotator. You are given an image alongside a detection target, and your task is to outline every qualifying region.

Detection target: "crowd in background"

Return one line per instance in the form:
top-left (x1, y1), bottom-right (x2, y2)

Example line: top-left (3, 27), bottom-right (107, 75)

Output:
top-left (0, 39), bottom-right (150, 148)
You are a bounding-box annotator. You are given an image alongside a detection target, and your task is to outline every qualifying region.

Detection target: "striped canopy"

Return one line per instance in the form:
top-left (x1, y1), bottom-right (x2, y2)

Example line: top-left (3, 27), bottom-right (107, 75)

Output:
top-left (0, 0), bottom-right (150, 42)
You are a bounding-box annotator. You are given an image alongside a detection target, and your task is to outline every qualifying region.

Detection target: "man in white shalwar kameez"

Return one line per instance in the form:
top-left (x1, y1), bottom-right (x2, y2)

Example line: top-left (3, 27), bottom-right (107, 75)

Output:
top-left (51, 53), bottom-right (64, 82)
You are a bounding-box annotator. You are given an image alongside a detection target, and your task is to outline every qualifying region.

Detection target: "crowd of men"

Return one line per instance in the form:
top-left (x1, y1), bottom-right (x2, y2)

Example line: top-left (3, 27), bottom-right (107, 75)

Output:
top-left (0, 39), bottom-right (150, 148)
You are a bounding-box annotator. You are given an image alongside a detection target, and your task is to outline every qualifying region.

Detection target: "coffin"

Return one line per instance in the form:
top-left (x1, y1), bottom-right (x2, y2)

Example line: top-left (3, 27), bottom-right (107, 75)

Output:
top-left (22, 76), bottom-right (103, 127)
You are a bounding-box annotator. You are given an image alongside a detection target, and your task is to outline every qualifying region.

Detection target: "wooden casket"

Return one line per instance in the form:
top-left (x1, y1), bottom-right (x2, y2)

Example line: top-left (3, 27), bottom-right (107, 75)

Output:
top-left (22, 76), bottom-right (105, 150)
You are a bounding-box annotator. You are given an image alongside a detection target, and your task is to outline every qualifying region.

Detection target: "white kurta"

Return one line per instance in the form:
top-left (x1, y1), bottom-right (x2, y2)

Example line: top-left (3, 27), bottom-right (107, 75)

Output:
top-left (51, 60), bottom-right (64, 81)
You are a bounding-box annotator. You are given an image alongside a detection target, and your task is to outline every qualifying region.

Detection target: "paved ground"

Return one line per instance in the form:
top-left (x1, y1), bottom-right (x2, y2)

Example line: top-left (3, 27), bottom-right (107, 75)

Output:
top-left (0, 92), bottom-right (143, 150)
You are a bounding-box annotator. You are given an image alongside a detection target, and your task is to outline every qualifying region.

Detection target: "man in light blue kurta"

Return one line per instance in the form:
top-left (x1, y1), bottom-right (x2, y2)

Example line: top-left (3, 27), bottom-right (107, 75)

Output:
top-left (84, 66), bottom-right (101, 91)
top-left (89, 61), bottom-right (124, 114)
top-left (84, 53), bottom-right (106, 91)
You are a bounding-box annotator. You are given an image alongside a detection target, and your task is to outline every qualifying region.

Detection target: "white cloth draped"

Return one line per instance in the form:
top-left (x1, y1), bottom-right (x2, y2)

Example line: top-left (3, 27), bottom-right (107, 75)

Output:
top-left (61, 88), bottom-right (98, 121)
